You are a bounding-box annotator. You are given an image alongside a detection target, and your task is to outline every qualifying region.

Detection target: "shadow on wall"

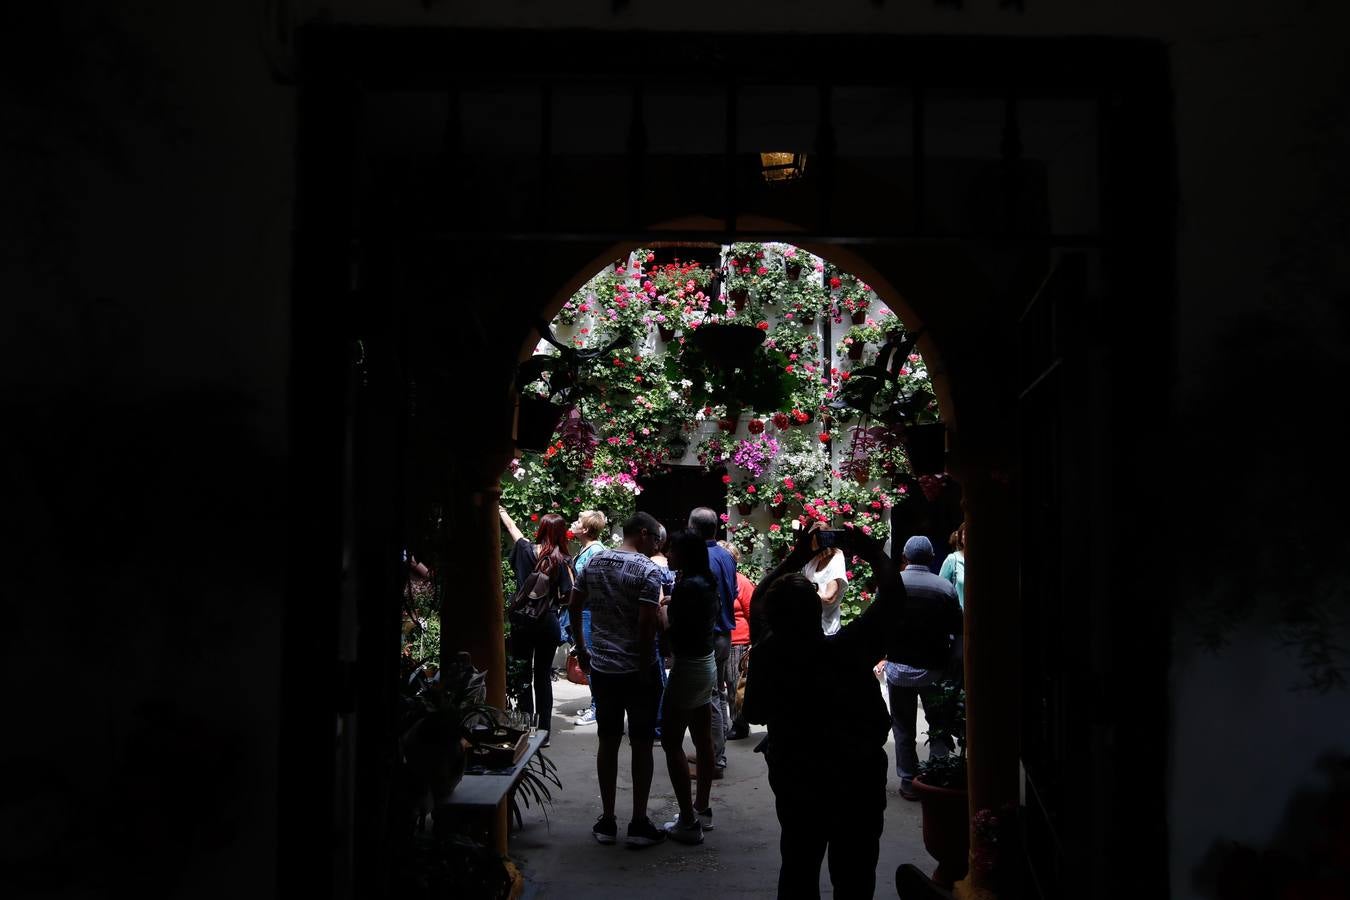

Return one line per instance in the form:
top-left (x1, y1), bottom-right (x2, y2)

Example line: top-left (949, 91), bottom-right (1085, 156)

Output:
top-left (1192, 753), bottom-right (1350, 900)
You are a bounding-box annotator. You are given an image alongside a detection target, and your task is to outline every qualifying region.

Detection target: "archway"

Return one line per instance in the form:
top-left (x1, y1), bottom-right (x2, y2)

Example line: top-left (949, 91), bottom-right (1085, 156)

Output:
top-left (286, 30), bottom-right (1174, 900)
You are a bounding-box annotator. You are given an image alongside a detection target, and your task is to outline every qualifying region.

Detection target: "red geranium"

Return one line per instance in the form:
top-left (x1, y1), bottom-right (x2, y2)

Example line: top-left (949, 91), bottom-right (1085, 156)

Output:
top-left (722, 474), bottom-right (732, 484)
top-left (819, 433), bottom-right (831, 443)
top-left (829, 276), bottom-right (842, 289)
top-left (748, 419), bottom-right (765, 434)
top-left (772, 412), bottom-right (790, 429)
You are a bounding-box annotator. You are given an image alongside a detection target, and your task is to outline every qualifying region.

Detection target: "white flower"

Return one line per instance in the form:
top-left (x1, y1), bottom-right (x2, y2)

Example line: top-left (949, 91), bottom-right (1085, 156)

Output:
top-left (680, 379), bottom-right (693, 389)
top-left (512, 467), bottom-right (527, 480)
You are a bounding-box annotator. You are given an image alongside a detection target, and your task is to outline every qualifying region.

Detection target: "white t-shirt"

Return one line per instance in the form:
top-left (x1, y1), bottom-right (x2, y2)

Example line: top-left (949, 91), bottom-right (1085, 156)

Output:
top-left (802, 549), bottom-right (848, 636)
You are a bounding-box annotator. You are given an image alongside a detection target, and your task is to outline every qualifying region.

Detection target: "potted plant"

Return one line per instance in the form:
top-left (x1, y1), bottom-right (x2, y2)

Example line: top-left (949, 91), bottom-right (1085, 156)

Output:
top-left (836, 319), bottom-right (887, 362)
top-left (727, 477), bottom-right (760, 516)
top-left (832, 272), bottom-right (873, 324)
top-left (912, 679), bottom-right (969, 889)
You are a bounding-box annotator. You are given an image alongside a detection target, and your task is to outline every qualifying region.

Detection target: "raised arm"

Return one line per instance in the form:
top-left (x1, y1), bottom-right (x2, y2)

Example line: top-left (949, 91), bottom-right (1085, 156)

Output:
top-left (498, 505), bottom-right (525, 543)
top-left (748, 524), bottom-right (819, 645)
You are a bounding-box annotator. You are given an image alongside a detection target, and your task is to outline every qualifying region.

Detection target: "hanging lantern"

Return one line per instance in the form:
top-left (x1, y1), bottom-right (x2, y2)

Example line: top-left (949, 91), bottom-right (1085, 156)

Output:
top-left (760, 151), bottom-right (808, 183)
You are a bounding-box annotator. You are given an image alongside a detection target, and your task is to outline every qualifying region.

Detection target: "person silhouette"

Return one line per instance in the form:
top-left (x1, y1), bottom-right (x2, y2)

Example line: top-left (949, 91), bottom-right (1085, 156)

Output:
top-left (743, 522), bottom-right (906, 899)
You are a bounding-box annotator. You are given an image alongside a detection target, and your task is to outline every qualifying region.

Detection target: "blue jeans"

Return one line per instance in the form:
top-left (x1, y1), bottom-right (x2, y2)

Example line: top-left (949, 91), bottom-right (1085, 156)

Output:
top-left (581, 609), bottom-right (595, 710)
top-left (885, 665), bottom-right (953, 791)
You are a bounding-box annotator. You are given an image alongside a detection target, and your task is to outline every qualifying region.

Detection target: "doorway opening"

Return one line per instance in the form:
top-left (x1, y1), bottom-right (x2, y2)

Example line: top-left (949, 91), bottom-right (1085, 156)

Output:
top-left (285, 27), bottom-right (1175, 900)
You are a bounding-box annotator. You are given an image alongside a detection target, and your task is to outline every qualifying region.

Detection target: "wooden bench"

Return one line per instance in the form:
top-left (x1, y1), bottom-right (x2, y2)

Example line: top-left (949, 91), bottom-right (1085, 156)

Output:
top-left (441, 732), bottom-right (547, 853)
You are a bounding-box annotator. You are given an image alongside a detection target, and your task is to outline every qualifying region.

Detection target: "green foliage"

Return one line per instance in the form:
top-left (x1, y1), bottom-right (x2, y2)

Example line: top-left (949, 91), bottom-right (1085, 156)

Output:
top-left (917, 678), bottom-right (968, 789)
top-left (506, 243), bottom-right (937, 627)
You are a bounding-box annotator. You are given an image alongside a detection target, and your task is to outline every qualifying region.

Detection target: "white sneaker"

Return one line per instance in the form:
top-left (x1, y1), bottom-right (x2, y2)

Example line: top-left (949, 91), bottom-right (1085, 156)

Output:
top-left (663, 816), bottom-right (704, 845)
top-left (574, 707), bottom-right (597, 726)
top-left (697, 806), bottom-right (714, 832)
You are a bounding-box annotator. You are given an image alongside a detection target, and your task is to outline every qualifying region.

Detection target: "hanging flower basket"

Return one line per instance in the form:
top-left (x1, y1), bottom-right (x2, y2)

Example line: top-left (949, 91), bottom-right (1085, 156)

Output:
top-left (770, 503), bottom-right (788, 519)
top-left (851, 309), bottom-right (868, 325)
top-left (658, 324), bottom-right (677, 343)
top-left (847, 342), bottom-right (865, 361)
top-left (516, 395), bottom-right (569, 451)
top-left (903, 422), bottom-right (947, 475)
top-left (736, 501), bottom-right (754, 516)
top-left (689, 322), bottom-right (765, 370)
top-left (730, 288), bottom-right (750, 312)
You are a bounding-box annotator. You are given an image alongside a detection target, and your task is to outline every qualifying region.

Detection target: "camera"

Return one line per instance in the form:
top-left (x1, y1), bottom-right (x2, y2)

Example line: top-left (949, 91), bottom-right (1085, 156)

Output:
top-left (814, 529), bottom-right (849, 550)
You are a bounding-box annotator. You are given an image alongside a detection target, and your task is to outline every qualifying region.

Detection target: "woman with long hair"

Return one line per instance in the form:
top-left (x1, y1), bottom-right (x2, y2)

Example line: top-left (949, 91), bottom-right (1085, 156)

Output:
top-left (657, 529), bottom-right (720, 844)
top-left (500, 507), bottom-right (573, 745)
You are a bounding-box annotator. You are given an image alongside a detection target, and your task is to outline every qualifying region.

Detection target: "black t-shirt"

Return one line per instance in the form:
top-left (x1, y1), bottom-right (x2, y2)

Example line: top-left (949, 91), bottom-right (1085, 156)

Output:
top-left (666, 572), bottom-right (718, 659)
top-left (509, 538), bottom-right (574, 607)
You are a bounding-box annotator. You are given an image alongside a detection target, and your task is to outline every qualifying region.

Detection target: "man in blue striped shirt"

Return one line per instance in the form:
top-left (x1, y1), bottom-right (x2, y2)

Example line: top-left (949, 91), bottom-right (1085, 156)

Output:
top-left (688, 507), bottom-right (738, 777)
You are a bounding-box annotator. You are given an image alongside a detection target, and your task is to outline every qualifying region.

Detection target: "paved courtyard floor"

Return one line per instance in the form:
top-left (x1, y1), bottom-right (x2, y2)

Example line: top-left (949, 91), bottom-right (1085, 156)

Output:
top-left (509, 676), bottom-right (940, 898)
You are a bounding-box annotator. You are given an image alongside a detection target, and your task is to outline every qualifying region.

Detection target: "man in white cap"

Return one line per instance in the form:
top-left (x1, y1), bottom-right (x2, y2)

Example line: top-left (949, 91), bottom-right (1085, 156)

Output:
top-left (876, 534), bottom-right (964, 799)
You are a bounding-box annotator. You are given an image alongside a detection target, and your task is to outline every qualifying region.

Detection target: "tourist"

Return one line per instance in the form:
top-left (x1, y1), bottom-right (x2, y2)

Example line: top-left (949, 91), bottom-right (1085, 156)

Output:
top-left (499, 507), bottom-right (573, 747)
top-left (743, 522), bottom-right (904, 898)
top-left (802, 529), bottom-right (848, 635)
top-left (570, 510), bottom-right (608, 726)
top-left (686, 507), bottom-right (738, 777)
top-left (879, 534), bottom-right (964, 800)
top-left (938, 522), bottom-right (966, 609)
top-left (657, 530), bottom-right (720, 844)
top-left (718, 540), bottom-right (754, 741)
top-left (568, 511), bottom-right (668, 848)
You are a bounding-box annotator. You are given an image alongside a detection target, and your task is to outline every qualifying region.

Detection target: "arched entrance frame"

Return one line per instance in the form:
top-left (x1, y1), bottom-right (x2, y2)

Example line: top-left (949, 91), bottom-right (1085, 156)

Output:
top-left (508, 215), bottom-right (1022, 893)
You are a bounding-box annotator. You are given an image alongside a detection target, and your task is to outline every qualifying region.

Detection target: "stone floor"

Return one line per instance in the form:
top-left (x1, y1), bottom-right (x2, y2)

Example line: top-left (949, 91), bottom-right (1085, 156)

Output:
top-left (509, 676), bottom-right (940, 898)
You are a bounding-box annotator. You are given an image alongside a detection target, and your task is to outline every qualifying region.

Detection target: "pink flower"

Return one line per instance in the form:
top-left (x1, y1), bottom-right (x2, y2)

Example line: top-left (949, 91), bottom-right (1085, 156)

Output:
top-left (719, 513), bottom-right (729, 523)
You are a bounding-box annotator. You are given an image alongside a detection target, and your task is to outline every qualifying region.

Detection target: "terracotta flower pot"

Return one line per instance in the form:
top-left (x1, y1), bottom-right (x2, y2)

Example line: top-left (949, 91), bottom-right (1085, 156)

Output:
top-left (847, 342), bottom-right (865, 361)
top-left (770, 503), bottom-right (787, 519)
top-left (658, 324), bottom-right (677, 342)
top-left (802, 313), bottom-right (817, 328)
top-left (912, 777), bottom-right (970, 888)
top-left (736, 501), bottom-right (754, 516)
top-left (731, 288), bottom-right (749, 312)
top-left (851, 309), bottom-right (867, 325)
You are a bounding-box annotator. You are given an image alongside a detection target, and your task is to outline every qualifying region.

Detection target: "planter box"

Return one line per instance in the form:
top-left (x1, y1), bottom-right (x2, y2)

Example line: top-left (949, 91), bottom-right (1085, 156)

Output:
top-left (912, 777), bottom-right (970, 888)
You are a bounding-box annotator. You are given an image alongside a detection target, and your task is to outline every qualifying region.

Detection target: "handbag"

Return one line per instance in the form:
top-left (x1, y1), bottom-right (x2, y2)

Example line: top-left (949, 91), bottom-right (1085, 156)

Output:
top-left (733, 647), bottom-right (750, 716)
top-left (566, 650), bottom-right (590, 686)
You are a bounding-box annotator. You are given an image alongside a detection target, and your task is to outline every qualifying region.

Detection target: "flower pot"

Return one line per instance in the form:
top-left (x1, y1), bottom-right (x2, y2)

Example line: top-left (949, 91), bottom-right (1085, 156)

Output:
top-left (735, 501), bottom-right (754, 516)
top-left (516, 396), bottom-right (568, 451)
top-left (903, 422), bottom-right (947, 475)
top-left (658, 324), bottom-right (677, 342)
top-left (912, 777), bottom-right (970, 888)
top-left (785, 261), bottom-right (803, 281)
top-left (770, 503), bottom-right (787, 519)
top-left (851, 309), bottom-right (867, 325)
top-left (690, 322), bottom-right (765, 370)
top-left (802, 313), bottom-right (817, 328)
top-left (731, 288), bottom-right (749, 313)
top-left (847, 342), bottom-right (865, 361)
top-left (853, 469), bottom-right (871, 486)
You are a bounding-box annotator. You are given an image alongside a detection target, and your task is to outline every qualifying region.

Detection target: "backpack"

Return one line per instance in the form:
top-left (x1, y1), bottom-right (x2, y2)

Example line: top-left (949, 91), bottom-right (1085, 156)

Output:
top-left (508, 568), bottom-right (555, 630)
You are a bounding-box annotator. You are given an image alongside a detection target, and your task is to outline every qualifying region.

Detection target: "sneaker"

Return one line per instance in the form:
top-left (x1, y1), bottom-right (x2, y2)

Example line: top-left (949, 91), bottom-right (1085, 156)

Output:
top-left (592, 814), bottom-right (618, 845)
top-left (663, 815), bottom-right (705, 845)
top-left (625, 817), bottom-right (668, 848)
top-left (574, 707), bottom-right (597, 726)
top-left (697, 806), bottom-right (714, 832)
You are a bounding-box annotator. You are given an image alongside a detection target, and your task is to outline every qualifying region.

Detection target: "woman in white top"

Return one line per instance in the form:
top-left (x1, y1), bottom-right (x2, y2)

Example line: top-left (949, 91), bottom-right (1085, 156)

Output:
top-left (801, 532), bottom-right (848, 635)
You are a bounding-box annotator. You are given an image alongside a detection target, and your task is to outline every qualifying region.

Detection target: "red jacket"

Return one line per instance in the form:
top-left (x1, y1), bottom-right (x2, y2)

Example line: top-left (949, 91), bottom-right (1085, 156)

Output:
top-left (731, 572), bottom-right (754, 645)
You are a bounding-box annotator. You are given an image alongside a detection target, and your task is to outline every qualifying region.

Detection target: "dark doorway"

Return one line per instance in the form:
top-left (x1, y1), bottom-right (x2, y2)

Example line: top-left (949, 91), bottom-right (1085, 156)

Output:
top-left (636, 465), bottom-right (728, 540)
